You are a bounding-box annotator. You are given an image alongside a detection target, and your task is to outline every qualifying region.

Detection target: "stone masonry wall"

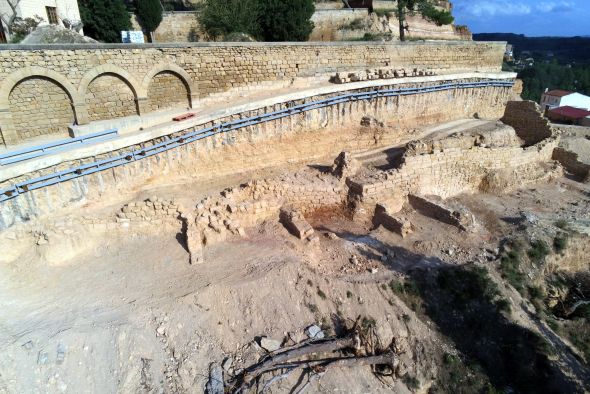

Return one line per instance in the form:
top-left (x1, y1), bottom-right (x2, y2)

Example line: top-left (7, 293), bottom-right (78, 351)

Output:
top-left (8, 77), bottom-right (74, 140)
top-left (147, 72), bottom-right (191, 112)
top-left (85, 75), bottom-right (137, 122)
top-left (0, 41), bottom-right (505, 144)
top-left (131, 12), bottom-right (202, 43)
top-left (0, 78), bottom-right (513, 230)
top-left (347, 128), bottom-right (560, 215)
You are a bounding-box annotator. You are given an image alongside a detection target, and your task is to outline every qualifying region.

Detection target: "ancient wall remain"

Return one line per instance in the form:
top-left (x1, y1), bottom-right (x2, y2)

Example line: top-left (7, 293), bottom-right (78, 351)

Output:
top-left (0, 78), bottom-right (514, 230)
top-left (552, 148), bottom-right (590, 180)
top-left (0, 41), bottom-right (506, 145)
top-left (501, 101), bottom-right (553, 146)
top-left (348, 138), bottom-right (559, 215)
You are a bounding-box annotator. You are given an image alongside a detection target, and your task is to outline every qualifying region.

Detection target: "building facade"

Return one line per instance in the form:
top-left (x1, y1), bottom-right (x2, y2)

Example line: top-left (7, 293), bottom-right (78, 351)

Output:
top-left (541, 89), bottom-right (590, 111)
top-left (0, 0), bottom-right (82, 42)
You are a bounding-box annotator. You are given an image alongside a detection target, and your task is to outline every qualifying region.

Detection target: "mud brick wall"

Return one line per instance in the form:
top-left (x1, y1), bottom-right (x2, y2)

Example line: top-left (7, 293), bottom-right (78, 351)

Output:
top-left (0, 41), bottom-right (505, 144)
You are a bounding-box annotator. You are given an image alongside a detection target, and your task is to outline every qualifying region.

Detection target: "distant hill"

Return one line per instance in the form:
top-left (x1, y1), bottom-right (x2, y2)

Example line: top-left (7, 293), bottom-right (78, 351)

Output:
top-left (474, 33), bottom-right (590, 64)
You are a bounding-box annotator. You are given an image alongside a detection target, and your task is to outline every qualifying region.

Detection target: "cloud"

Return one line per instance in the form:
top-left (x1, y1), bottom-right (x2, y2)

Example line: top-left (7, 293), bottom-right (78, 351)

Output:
top-left (455, 0), bottom-right (574, 17)
top-left (537, 1), bottom-right (574, 13)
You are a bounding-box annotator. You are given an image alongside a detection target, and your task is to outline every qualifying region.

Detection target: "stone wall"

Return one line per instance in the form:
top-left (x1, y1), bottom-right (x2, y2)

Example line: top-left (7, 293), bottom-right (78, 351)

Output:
top-left (0, 41), bottom-right (506, 144)
top-left (8, 77), bottom-right (74, 140)
top-left (147, 72), bottom-right (191, 112)
top-left (309, 9), bottom-right (466, 41)
top-left (131, 12), bottom-right (202, 43)
top-left (0, 78), bottom-right (514, 230)
top-left (347, 123), bottom-right (559, 214)
top-left (552, 148), bottom-right (590, 180)
top-left (501, 101), bottom-right (553, 146)
top-left (85, 74), bottom-right (137, 122)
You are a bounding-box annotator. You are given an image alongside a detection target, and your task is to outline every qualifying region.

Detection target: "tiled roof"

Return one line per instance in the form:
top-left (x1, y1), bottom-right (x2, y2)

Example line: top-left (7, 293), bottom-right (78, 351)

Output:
top-left (544, 89), bottom-right (574, 97)
top-left (548, 106), bottom-right (590, 119)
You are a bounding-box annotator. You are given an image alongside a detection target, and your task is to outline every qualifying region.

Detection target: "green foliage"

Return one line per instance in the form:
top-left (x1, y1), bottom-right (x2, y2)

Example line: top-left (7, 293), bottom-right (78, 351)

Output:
top-left (361, 316), bottom-right (376, 330)
top-left (554, 234), bottom-right (569, 253)
top-left (136, 0), bottom-right (163, 36)
top-left (79, 0), bottom-right (132, 43)
top-left (528, 240), bottom-right (550, 264)
top-left (518, 61), bottom-right (590, 102)
top-left (394, 0), bottom-right (454, 41)
top-left (437, 267), bottom-right (500, 308)
top-left (198, 0), bottom-right (261, 41)
top-left (306, 303), bottom-right (318, 313)
top-left (9, 16), bottom-right (43, 43)
top-left (345, 18), bottom-right (365, 30)
top-left (403, 375), bottom-right (420, 390)
top-left (500, 241), bottom-right (526, 292)
top-left (198, 0), bottom-right (314, 41)
top-left (257, 0), bottom-right (315, 41)
top-left (346, 290), bottom-right (353, 298)
top-left (555, 219), bottom-right (570, 230)
top-left (317, 288), bottom-right (327, 300)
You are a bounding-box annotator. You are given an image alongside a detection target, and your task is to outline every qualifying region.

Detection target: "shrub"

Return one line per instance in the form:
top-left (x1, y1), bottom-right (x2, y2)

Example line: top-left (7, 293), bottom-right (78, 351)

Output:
top-left (79, 0), bottom-right (132, 43)
top-left (199, 0), bottom-right (315, 42)
top-left (136, 0), bottom-right (163, 41)
top-left (553, 234), bottom-right (568, 253)
top-left (198, 0), bottom-right (261, 40)
top-left (528, 240), bottom-right (550, 264)
top-left (317, 288), bottom-right (327, 300)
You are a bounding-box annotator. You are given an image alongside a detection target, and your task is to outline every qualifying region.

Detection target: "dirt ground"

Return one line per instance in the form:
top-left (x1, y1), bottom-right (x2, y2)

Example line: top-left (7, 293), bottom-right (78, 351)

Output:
top-left (1, 125), bottom-right (590, 393)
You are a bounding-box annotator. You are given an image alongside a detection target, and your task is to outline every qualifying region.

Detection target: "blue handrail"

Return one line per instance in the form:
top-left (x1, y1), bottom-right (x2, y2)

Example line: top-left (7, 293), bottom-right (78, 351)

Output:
top-left (0, 129), bottom-right (118, 166)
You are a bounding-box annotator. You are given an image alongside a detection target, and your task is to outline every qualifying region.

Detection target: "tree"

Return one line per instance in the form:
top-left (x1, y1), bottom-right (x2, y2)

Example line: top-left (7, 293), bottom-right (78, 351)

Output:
top-left (257, 0), bottom-right (315, 42)
top-left (0, 0), bottom-right (22, 35)
top-left (9, 15), bottom-right (43, 43)
top-left (395, 0), bottom-right (454, 41)
top-left (136, 0), bottom-right (163, 42)
top-left (79, 0), bottom-right (132, 43)
top-left (198, 0), bottom-right (260, 41)
top-left (198, 0), bottom-right (314, 42)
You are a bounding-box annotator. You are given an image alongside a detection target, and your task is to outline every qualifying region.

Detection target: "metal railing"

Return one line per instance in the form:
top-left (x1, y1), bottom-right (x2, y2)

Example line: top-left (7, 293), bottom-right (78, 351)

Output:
top-left (0, 129), bottom-right (118, 166)
top-left (0, 79), bottom-right (513, 203)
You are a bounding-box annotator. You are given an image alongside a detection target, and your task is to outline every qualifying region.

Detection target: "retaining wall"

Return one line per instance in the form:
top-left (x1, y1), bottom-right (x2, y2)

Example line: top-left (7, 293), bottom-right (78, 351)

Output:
top-left (0, 41), bottom-right (506, 145)
top-left (0, 76), bottom-right (515, 230)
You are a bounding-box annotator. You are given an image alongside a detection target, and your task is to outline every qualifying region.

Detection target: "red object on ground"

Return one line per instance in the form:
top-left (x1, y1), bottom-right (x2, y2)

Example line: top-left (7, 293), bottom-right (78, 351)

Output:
top-left (173, 113), bottom-right (196, 121)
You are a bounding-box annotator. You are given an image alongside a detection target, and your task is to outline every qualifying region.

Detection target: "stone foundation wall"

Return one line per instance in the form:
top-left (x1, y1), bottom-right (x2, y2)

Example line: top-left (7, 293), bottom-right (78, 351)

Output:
top-left (0, 78), bottom-right (513, 230)
top-left (501, 101), bottom-right (553, 146)
top-left (0, 41), bottom-right (505, 144)
top-left (348, 143), bottom-right (560, 215)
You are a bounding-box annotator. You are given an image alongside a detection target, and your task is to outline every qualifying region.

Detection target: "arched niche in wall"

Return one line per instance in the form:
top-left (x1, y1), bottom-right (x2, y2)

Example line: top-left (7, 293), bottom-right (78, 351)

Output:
top-left (8, 77), bottom-right (75, 141)
top-left (79, 65), bottom-right (141, 122)
top-left (141, 64), bottom-right (195, 113)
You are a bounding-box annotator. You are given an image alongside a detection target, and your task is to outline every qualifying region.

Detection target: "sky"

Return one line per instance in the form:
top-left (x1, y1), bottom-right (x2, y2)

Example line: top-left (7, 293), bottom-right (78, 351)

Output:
top-left (452, 0), bottom-right (590, 37)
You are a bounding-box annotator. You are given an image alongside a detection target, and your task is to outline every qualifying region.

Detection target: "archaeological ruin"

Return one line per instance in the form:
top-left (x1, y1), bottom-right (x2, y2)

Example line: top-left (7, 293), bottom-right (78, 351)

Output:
top-left (1, 37), bottom-right (589, 394)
